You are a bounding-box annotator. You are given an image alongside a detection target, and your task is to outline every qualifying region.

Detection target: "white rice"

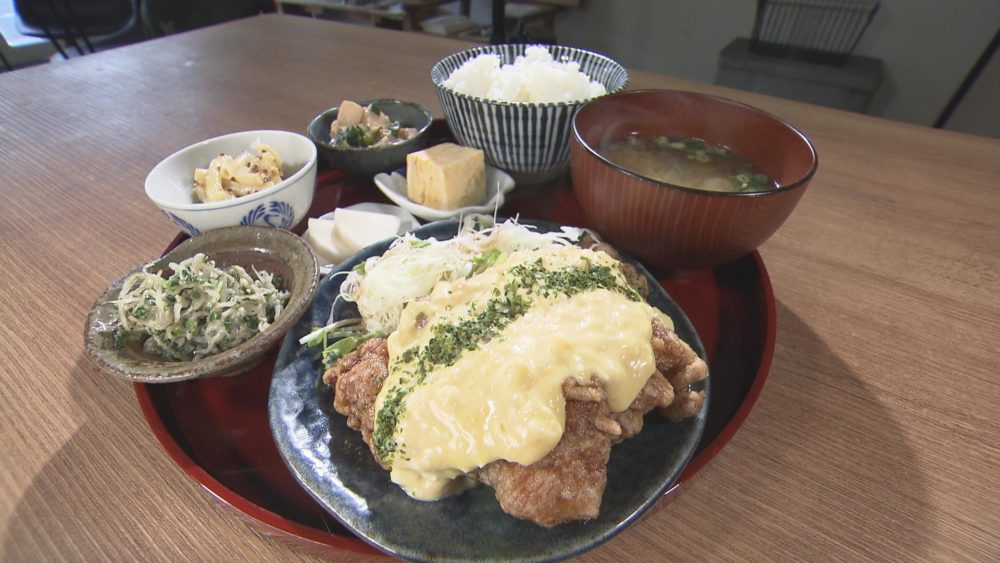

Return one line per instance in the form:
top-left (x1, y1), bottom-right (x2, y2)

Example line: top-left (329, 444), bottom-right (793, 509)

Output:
top-left (443, 46), bottom-right (607, 103)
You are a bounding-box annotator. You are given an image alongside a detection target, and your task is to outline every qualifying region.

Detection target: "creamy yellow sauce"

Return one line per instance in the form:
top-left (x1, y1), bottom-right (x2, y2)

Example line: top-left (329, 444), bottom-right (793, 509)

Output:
top-left (376, 246), bottom-right (669, 500)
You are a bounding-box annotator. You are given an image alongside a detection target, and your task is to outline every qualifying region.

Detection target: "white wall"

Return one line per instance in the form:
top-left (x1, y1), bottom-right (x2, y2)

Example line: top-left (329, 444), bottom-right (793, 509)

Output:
top-left (555, 1), bottom-right (753, 89)
top-left (551, 0), bottom-right (1000, 136)
top-left (855, 0), bottom-right (999, 128)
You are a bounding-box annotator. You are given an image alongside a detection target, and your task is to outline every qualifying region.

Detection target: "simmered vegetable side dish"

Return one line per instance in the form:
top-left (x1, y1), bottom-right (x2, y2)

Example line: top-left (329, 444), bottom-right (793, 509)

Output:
top-left (329, 100), bottom-right (416, 149)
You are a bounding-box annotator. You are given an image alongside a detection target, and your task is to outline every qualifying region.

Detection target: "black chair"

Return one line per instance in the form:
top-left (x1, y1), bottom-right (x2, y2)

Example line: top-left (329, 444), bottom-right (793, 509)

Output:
top-left (749, 0), bottom-right (880, 66)
top-left (14, 0), bottom-right (139, 59)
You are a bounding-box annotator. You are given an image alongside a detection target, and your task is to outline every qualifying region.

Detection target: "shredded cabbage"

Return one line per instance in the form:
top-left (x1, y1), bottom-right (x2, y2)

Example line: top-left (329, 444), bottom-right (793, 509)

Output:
top-left (339, 217), bottom-right (582, 334)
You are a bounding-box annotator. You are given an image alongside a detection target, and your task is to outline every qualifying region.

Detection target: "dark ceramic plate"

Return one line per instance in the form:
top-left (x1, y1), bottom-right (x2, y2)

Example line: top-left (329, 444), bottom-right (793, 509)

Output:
top-left (267, 219), bottom-right (709, 562)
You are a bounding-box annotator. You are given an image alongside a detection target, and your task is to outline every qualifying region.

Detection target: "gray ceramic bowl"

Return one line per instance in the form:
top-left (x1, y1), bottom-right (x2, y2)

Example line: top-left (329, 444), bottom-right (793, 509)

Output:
top-left (84, 226), bottom-right (320, 383)
top-left (306, 99), bottom-right (433, 178)
top-left (431, 44), bottom-right (628, 184)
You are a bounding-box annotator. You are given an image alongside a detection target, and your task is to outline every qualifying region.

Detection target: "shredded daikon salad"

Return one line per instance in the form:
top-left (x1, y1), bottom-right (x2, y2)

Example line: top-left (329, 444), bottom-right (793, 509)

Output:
top-left (113, 253), bottom-right (289, 360)
top-left (299, 217), bottom-right (583, 366)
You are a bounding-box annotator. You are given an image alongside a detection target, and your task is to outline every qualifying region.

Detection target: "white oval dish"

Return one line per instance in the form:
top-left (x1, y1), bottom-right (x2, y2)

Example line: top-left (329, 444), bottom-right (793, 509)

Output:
top-left (373, 165), bottom-right (515, 222)
top-left (303, 202), bottom-right (421, 275)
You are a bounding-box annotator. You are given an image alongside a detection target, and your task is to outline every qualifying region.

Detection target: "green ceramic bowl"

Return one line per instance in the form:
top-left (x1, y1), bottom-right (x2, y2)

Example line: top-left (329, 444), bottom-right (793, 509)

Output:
top-left (307, 99), bottom-right (433, 178)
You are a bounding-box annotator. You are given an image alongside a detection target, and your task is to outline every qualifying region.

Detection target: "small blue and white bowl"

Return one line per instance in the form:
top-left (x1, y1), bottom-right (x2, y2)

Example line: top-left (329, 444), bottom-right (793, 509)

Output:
top-left (145, 130), bottom-right (318, 236)
top-left (431, 44), bottom-right (627, 184)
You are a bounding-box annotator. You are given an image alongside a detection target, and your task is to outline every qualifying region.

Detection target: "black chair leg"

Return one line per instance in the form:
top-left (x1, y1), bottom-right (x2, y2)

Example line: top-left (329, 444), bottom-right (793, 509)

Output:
top-left (42, 0), bottom-right (87, 56)
top-left (61, 1), bottom-right (96, 53)
top-left (38, 21), bottom-right (72, 59)
top-left (0, 49), bottom-right (12, 71)
top-left (16, 0), bottom-right (71, 58)
top-left (491, 0), bottom-right (506, 44)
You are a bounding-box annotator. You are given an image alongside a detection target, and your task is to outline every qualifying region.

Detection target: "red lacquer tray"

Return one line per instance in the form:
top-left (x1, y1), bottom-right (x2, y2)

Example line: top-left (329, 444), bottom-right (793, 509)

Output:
top-left (134, 145), bottom-right (775, 558)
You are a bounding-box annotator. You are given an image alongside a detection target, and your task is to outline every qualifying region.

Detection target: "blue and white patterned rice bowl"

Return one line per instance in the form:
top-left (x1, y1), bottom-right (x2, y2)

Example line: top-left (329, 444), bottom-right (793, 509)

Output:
top-left (145, 130), bottom-right (317, 236)
top-left (432, 44), bottom-right (627, 184)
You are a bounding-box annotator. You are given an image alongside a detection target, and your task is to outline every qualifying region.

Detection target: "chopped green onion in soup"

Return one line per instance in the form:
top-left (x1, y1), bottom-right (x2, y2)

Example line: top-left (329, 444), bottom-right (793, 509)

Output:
top-left (599, 134), bottom-right (778, 193)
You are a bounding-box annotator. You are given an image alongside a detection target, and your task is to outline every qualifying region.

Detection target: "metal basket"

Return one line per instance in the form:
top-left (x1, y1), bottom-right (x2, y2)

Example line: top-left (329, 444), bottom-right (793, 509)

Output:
top-left (750, 0), bottom-right (880, 65)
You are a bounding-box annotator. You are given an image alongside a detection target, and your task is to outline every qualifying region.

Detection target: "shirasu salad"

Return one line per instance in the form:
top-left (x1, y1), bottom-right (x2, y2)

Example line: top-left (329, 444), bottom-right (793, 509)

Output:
top-left (299, 217), bottom-right (583, 367)
top-left (113, 253), bottom-right (289, 360)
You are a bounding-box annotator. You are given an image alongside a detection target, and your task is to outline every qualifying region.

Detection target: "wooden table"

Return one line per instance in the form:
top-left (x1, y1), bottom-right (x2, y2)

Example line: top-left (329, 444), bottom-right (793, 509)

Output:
top-left (1, 14), bottom-right (997, 561)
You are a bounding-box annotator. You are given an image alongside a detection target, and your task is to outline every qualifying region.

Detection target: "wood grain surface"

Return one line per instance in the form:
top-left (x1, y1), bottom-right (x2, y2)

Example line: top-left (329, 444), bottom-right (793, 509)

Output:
top-left (1, 14), bottom-right (998, 561)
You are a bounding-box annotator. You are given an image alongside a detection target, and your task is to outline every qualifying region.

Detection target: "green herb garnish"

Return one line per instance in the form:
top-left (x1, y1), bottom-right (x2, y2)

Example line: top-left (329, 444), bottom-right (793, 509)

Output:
top-left (469, 249), bottom-right (502, 277)
top-left (322, 334), bottom-right (378, 366)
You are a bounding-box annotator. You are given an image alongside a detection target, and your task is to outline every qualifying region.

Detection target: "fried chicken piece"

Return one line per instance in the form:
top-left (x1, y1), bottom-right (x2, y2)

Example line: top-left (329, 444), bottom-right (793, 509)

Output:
top-left (661, 388), bottom-right (707, 423)
top-left (610, 370), bottom-right (674, 441)
top-left (651, 319), bottom-right (708, 421)
top-left (478, 379), bottom-right (618, 528)
top-left (322, 337), bottom-right (389, 467)
top-left (322, 317), bottom-right (707, 527)
top-left (578, 232), bottom-right (649, 299)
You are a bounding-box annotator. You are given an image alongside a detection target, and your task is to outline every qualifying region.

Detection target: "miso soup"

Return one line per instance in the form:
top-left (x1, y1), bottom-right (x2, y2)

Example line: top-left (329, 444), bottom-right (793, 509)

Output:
top-left (599, 135), bottom-right (778, 193)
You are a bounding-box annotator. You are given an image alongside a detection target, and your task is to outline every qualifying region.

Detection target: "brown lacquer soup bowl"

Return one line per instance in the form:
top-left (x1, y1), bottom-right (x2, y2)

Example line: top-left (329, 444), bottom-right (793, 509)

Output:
top-left (570, 89), bottom-right (817, 274)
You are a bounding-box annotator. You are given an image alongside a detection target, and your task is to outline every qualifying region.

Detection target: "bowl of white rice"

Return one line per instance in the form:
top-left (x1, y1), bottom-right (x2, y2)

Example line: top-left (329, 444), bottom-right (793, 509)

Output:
top-left (431, 44), bottom-right (627, 184)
